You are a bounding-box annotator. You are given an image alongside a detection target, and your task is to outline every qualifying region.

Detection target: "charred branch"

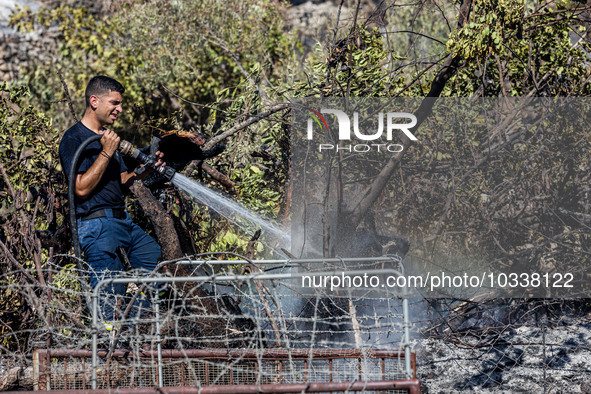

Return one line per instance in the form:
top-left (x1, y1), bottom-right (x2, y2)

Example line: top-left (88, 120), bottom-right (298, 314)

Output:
top-left (201, 162), bottom-right (236, 194)
top-left (129, 181), bottom-right (183, 260)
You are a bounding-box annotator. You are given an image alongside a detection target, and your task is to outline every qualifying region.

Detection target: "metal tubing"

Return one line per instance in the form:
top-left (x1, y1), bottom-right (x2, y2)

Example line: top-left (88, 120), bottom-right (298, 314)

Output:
top-left (170, 256), bottom-right (404, 265)
top-left (155, 292), bottom-right (163, 387)
top-left (38, 348), bottom-right (410, 359)
top-left (403, 297), bottom-right (412, 379)
top-left (33, 350), bottom-right (40, 391)
top-left (91, 288), bottom-right (98, 389)
top-left (93, 268), bottom-right (405, 290)
top-left (151, 256), bottom-right (405, 277)
top-left (38, 348), bottom-right (50, 390)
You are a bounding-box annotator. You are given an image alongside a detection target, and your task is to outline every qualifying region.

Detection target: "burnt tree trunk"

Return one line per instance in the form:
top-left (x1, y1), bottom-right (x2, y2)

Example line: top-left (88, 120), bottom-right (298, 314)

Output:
top-left (129, 180), bottom-right (256, 348)
top-left (129, 181), bottom-right (183, 260)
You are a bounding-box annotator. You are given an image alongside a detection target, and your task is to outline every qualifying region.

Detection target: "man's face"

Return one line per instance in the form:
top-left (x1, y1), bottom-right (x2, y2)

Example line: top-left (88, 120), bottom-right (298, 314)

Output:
top-left (91, 90), bottom-right (123, 126)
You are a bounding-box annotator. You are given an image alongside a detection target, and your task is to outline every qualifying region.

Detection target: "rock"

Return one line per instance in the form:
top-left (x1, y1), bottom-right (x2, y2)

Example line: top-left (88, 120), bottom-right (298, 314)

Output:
top-left (285, 0), bottom-right (379, 48)
top-left (0, 0), bottom-right (112, 81)
top-left (0, 366), bottom-right (34, 391)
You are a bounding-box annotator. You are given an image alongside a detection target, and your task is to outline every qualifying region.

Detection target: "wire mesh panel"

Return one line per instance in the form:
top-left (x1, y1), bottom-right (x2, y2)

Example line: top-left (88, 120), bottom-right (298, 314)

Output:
top-left (35, 349), bottom-right (418, 393)
top-left (27, 258), bottom-right (419, 393)
top-left (85, 258), bottom-right (412, 355)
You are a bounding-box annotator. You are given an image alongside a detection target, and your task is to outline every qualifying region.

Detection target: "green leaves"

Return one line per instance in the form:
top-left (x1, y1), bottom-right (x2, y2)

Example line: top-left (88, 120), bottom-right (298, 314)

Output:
top-left (447, 0), bottom-right (524, 59)
top-left (295, 26), bottom-right (396, 97)
top-left (0, 83), bottom-right (58, 195)
top-left (446, 0), bottom-right (590, 97)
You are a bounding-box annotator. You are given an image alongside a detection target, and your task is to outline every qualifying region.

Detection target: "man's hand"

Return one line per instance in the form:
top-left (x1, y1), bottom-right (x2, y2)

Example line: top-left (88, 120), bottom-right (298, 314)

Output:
top-left (140, 150), bottom-right (166, 173)
top-left (121, 150), bottom-right (167, 187)
top-left (99, 129), bottom-right (120, 156)
top-left (75, 129), bottom-right (119, 199)
top-left (153, 150), bottom-right (166, 168)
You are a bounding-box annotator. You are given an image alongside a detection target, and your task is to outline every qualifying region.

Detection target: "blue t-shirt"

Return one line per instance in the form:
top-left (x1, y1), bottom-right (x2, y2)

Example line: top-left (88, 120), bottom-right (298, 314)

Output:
top-left (59, 121), bottom-right (128, 218)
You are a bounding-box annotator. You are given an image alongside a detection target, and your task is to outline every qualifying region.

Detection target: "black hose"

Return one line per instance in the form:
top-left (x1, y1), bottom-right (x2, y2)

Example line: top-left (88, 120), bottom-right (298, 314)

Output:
top-left (68, 133), bottom-right (102, 310)
top-left (68, 134), bottom-right (102, 259)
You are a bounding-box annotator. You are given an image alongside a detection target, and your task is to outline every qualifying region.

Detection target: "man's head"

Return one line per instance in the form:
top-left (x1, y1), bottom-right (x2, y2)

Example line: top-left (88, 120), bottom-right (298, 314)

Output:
top-left (85, 76), bottom-right (125, 127)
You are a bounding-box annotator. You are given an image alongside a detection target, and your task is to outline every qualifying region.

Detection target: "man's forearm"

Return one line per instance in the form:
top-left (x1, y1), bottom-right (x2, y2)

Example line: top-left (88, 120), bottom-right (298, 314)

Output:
top-left (75, 152), bottom-right (111, 198)
top-left (121, 166), bottom-right (154, 188)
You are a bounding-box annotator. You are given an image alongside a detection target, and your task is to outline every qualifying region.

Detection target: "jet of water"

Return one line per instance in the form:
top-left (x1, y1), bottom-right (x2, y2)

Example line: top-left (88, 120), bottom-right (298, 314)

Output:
top-left (171, 173), bottom-right (291, 251)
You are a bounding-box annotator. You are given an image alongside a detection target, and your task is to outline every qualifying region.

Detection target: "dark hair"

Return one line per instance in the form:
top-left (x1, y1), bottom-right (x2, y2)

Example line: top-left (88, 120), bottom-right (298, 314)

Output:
top-left (85, 76), bottom-right (125, 107)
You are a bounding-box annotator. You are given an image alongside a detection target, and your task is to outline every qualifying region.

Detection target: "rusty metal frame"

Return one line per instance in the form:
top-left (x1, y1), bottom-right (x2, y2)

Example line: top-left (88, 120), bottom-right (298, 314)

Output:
top-left (23, 380), bottom-right (422, 393)
top-left (20, 380), bottom-right (422, 393)
top-left (34, 348), bottom-right (419, 393)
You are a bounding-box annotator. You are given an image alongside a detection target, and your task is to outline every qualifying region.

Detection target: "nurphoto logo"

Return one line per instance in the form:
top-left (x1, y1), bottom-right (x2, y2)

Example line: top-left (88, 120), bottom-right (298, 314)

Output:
top-left (306, 108), bottom-right (418, 153)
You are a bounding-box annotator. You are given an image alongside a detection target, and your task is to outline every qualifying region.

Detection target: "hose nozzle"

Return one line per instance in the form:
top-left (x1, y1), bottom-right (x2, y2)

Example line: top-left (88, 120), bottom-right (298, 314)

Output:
top-left (118, 139), bottom-right (176, 181)
top-left (118, 140), bottom-right (136, 157)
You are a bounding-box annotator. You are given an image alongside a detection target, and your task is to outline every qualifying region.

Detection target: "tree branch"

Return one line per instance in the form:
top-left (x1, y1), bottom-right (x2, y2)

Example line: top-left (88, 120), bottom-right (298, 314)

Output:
top-left (203, 103), bottom-right (291, 150)
top-left (184, 103), bottom-right (290, 182)
top-left (349, 0), bottom-right (473, 227)
top-left (201, 162), bottom-right (236, 194)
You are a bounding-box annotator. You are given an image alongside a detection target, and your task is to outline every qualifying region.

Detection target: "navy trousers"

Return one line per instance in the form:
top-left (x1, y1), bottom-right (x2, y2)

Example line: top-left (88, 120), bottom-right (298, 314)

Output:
top-left (78, 208), bottom-right (161, 321)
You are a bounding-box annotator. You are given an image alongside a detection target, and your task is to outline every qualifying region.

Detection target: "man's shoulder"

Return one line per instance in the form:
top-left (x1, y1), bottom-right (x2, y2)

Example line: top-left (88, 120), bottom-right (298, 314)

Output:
top-left (59, 122), bottom-right (86, 158)
top-left (60, 122), bottom-right (95, 147)
top-left (62, 122), bottom-right (88, 140)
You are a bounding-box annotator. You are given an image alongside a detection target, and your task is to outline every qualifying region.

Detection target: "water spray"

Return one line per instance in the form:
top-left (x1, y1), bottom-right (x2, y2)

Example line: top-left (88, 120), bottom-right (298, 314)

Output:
top-left (69, 135), bottom-right (289, 265)
top-left (117, 141), bottom-right (290, 251)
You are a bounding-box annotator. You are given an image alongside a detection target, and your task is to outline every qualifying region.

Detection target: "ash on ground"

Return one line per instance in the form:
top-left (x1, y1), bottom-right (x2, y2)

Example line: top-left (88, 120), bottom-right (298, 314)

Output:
top-left (414, 301), bottom-right (591, 393)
